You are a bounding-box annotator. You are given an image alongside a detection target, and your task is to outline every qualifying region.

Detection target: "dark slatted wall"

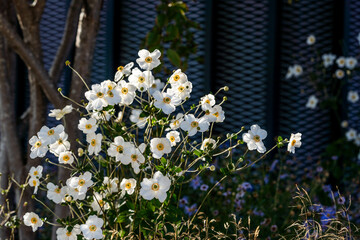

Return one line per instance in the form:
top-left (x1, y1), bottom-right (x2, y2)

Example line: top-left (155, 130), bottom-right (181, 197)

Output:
top-left (278, 0), bottom-right (334, 160)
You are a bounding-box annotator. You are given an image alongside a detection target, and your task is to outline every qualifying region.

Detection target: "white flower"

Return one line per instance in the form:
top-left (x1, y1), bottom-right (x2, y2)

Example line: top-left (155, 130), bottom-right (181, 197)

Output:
top-left (114, 62), bottom-right (134, 82)
top-left (180, 114), bottom-right (209, 136)
top-left (346, 128), bottom-right (357, 141)
top-left (166, 131), bottom-right (181, 146)
top-left (169, 69), bottom-right (188, 85)
top-left (129, 109), bottom-right (147, 129)
top-left (66, 181), bottom-right (86, 201)
top-left (120, 178), bottom-right (137, 195)
top-left (47, 182), bottom-right (65, 204)
top-left (107, 136), bottom-right (132, 162)
top-left (200, 94), bottom-right (216, 111)
top-left (86, 133), bottom-right (103, 156)
top-left (346, 57), bottom-right (357, 70)
top-left (78, 118), bottom-right (98, 134)
top-left (84, 84), bottom-right (108, 111)
top-left (28, 177), bottom-right (40, 194)
top-left (336, 57), bottom-right (346, 68)
top-left (122, 146), bottom-right (145, 173)
top-left (128, 68), bottom-right (154, 92)
top-left (29, 136), bottom-right (48, 159)
top-left (56, 224), bottom-right (81, 240)
top-left (68, 171), bottom-right (93, 194)
top-left (140, 171), bottom-right (171, 203)
top-left (293, 64), bottom-right (303, 77)
top-left (200, 138), bottom-right (217, 151)
top-left (103, 177), bottom-right (119, 194)
top-left (149, 78), bottom-right (165, 95)
top-left (150, 138), bottom-right (172, 159)
top-left (101, 80), bottom-right (121, 105)
top-left (91, 192), bottom-right (109, 215)
top-left (209, 105), bottom-right (225, 123)
top-left (242, 124), bottom-right (267, 153)
top-left (335, 69), bottom-right (345, 79)
top-left (169, 113), bottom-right (183, 130)
top-left (348, 90), bottom-right (359, 103)
top-left (23, 212), bottom-right (43, 232)
top-left (117, 80), bottom-right (136, 105)
top-left (322, 54), bottom-right (336, 67)
top-left (306, 95), bottom-right (318, 109)
top-left (167, 81), bottom-right (192, 100)
top-left (287, 133), bottom-right (302, 154)
top-left (306, 34), bottom-right (316, 45)
top-left (114, 112), bottom-right (123, 123)
top-left (49, 131), bottom-right (70, 156)
top-left (80, 215), bottom-right (104, 240)
top-left (37, 124), bottom-right (64, 145)
top-left (136, 49), bottom-right (161, 70)
top-left (153, 90), bottom-right (181, 115)
top-left (29, 165), bottom-right (43, 179)
top-left (48, 105), bottom-right (73, 120)
top-left (58, 151), bottom-right (74, 164)
top-left (286, 66), bottom-right (295, 79)
top-left (341, 120), bottom-right (348, 128)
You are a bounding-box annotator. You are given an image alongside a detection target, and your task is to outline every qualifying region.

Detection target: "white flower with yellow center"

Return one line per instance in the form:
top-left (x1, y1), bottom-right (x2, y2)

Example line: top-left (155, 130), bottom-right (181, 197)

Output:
top-left (86, 133), bottom-right (103, 156)
top-left (149, 78), bottom-right (165, 95)
top-left (348, 90), bottom-right (359, 103)
top-left (48, 105), bottom-right (73, 120)
top-left (136, 49), bottom-right (161, 70)
top-left (58, 151), bottom-right (74, 165)
top-left (114, 62), bottom-right (134, 82)
top-left (78, 118), bottom-right (98, 134)
top-left (346, 57), bottom-right (357, 70)
top-left (293, 64), bottom-right (303, 77)
top-left (150, 138), bottom-right (172, 159)
top-left (306, 95), bottom-right (318, 109)
top-left (153, 90), bottom-right (181, 115)
top-left (242, 124), bottom-right (267, 153)
top-left (200, 138), bottom-right (217, 151)
top-left (107, 136), bottom-right (133, 162)
top-left (169, 69), bottom-right (188, 85)
top-left (68, 171), bottom-right (93, 194)
top-left (28, 177), bottom-right (40, 194)
top-left (287, 133), bottom-right (302, 154)
top-left (122, 146), bottom-right (145, 174)
top-left (91, 192), bottom-right (110, 215)
top-left (167, 81), bottom-right (193, 100)
top-left (47, 182), bottom-right (66, 204)
top-left (209, 105), bottom-right (225, 123)
top-left (23, 212), bottom-right (43, 232)
top-left (306, 34), bottom-right (316, 45)
top-left (322, 53), bottom-right (336, 68)
top-left (129, 68), bottom-right (154, 92)
top-left (117, 80), bottom-right (136, 105)
top-left (56, 224), bottom-right (81, 240)
top-left (84, 84), bottom-right (109, 111)
top-left (80, 215), bottom-right (104, 240)
top-left (29, 165), bottom-right (43, 179)
top-left (29, 136), bottom-right (48, 159)
top-left (180, 114), bottom-right (210, 137)
top-left (120, 178), bottom-right (137, 195)
top-left (200, 94), bottom-right (216, 111)
top-left (101, 80), bottom-right (121, 105)
top-left (49, 132), bottom-right (70, 156)
top-left (166, 131), bottom-right (180, 147)
top-left (65, 180), bottom-right (86, 201)
top-left (37, 124), bottom-right (64, 145)
top-left (140, 171), bottom-right (171, 203)
top-left (335, 69), bottom-right (345, 79)
top-left (336, 57), bottom-right (346, 68)
top-left (346, 128), bottom-right (357, 141)
top-left (103, 177), bottom-right (119, 194)
top-left (169, 113), bottom-right (184, 130)
top-left (130, 109), bottom-right (147, 129)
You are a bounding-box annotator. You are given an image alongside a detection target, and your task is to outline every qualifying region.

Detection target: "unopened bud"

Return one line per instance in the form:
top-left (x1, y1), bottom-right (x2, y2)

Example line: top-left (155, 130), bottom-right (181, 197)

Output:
top-left (223, 96), bottom-right (227, 101)
top-left (224, 86), bottom-right (229, 91)
top-left (58, 88), bottom-right (62, 92)
top-left (209, 165), bottom-right (215, 171)
top-left (65, 60), bottom-right (70, 66)
top-left (78, 148), bottom-right (84, 157)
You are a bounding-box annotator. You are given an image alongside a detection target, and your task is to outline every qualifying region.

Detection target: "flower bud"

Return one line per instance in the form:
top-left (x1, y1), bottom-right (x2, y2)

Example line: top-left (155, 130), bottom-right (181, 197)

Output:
top-left (209, 165), bottom-right (215, 171)
top-left (78, 148), bottom-right (84, 157)
top-left (223, 96), bottom-right (227, 101)
top-left (58, 88), bottom-right (62, 92)
top-left (224, 86), bottom-right (229, 91)
top-left (65, 60), bottom-right (70, 66)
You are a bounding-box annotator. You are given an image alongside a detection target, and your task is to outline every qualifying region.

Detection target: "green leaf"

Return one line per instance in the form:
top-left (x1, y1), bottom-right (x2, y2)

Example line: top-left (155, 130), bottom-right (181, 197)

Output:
top-left (147, 31), bottom-right (161, 47)
top-left (167, 49), bottom-right (181, 67)
top-left (157, 14), bottom-right (167, 27)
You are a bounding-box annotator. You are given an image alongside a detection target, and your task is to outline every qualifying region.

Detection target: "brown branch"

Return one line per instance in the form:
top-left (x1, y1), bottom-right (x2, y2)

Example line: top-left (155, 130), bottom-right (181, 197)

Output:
top-left (49, 0), bottom-right (82, 84)
top-left (0, 12), bottom-right (64, 108)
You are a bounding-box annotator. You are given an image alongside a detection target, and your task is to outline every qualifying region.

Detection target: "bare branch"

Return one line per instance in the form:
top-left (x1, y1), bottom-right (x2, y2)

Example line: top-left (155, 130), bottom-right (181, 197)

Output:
top-left (50, 0), bottom-right (82, 84)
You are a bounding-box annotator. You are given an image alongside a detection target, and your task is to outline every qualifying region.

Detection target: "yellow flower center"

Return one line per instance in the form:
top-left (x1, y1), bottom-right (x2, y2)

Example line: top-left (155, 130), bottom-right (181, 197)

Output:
top-left (296, 67), bottom-right (301, 73)
top-left (151, 183), bottom-right (160, 191)
top-left (98, 199), bottom-right (104, 207)
top-left (30, 217), bottom-right (38, 224)
top-left (145, 56), bottom-right (152, 63)
top-left (152, 83), bottom-right (157, 88)
top-left (116, 145), bottom-right (123, 153)
top-left (32, 180), bottom-right (37, 186)
top-left (91, 139), bottom-right (96, 146)
top-left (121, 87), bottom-right (128, 95)
top-left (89, 225), bottom-right (97, 232)
top-left (205, 99), bottom-right (210, 104)
top-left (178, 86), bottom-right (184, 92)
top-left (138, 76), bottom-right (145, 83)
top-left (118, 66), bottom-right (124, 71)
top-left (173, 120), bottom-right (179, 125)
top-left (78, 179), bottom-right (85, 186)
top-left (291, 139), bottom-right (296, 146)
top-left (35, 141), bottom-right (42, 148)
top-left (163, 97), bottom-right (171, 104)
top-left (96, 92), bottom-right (104, 98)
top-left (156, 143), bottom-right (164, 151)
top-left (131, 154), bottom-right (137, 161)
top-left (190, 121), bottom-right (199, 128)
top-left (33, 171), bottom-right (38, 176)
top-left (213, 112), bottom-right (219, 117)
top-left (48, 129), bottom-right (55, 136)
top-left (173, 74), bottom-right (180, 81)
top-left (63, 155), bottom-right (70, 162)
top-left (169, 136), bottom-right (175, 142)
top-left (125, 182), bottom-right (132, 189)
top-left (253, 135), bottom-right (261, 142)
top-left (107, 90), bottom-right (114, 97)
top-left (85, 124), bottom-right (92, 130)
top-left (54, 188), bottom-right (61, 194)
top-left (66, 232), bottom-right (72, 236)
